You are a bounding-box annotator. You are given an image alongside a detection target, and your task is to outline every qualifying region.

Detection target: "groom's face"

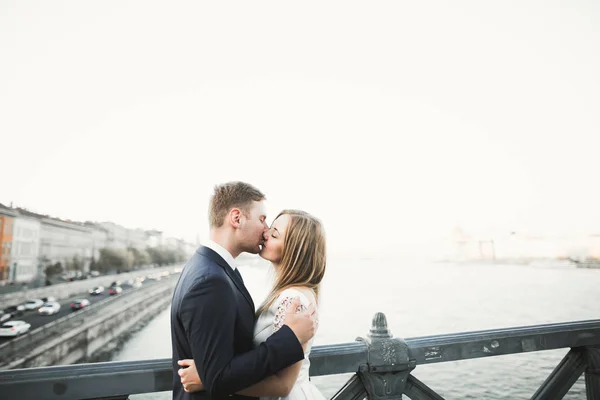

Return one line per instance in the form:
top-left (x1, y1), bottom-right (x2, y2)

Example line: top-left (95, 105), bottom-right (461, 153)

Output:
top-left (238, 200), bottom-right (269, 254)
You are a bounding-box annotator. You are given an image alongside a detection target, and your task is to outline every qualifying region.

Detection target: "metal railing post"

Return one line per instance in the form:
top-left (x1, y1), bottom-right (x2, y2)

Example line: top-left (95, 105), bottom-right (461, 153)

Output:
top-left (356, 312), bottom-right (416, 400)
top-left (586, 346), bottom-right (600, 399)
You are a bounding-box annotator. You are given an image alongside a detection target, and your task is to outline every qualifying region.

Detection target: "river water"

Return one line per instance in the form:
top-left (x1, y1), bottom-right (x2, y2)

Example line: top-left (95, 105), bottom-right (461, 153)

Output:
top-left (111, 255), bottom-right (599, 399)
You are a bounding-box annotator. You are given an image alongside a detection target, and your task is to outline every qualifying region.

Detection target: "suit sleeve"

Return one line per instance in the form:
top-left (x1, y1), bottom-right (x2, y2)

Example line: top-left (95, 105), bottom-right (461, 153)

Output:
top-left (179, 276), bottom-right (304, 399)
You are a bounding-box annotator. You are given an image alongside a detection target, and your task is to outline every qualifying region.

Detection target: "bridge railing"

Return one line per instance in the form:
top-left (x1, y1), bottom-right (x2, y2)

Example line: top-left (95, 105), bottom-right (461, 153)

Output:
top-left (1, 313), bottom-right (599, 399)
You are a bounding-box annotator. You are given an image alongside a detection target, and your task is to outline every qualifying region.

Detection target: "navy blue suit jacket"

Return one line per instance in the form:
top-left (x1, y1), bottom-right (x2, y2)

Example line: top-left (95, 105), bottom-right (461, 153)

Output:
top-left (171, 246), bottom-right (304, 400)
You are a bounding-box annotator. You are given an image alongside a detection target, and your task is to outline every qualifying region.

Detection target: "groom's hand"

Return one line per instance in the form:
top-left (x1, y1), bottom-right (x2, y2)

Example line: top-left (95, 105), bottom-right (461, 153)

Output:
top-left (284, 297), bottom-right (318, 345)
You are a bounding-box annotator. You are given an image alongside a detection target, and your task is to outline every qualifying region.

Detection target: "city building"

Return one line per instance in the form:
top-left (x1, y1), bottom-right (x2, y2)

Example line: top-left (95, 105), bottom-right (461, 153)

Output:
top-left (10, 213), bottom-right (41, 282)
top-left (0, 203), bottom-right (17, 281)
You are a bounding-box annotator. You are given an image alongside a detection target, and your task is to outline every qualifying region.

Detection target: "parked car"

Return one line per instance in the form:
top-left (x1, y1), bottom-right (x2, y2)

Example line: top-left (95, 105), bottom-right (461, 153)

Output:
top-left (0, 310), bottom-right (11, 323)
top-left (23, 299), bottom-right (44, 310)
top-left (4, 305), bottom-right (24, 317)
top-left (88, 286), bottom-right (104, 295)
top-left (70, 299), bottom-right (90, 310)
top-left (38, 301), bottom-right (61, 315)
top-left (109, 286), bottom-right (122, 295)
top-left (0, 320), bottom-right (31, 337)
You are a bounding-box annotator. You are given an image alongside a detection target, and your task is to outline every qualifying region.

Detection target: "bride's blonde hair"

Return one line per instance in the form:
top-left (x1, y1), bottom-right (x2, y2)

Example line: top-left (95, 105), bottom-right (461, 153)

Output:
top-left (257, 210), bottom-right (326, 316)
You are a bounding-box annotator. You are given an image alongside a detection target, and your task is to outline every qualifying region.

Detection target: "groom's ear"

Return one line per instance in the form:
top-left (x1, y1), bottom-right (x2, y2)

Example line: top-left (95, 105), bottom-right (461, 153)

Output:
top-left (229, 208), bottom-right (242, 229)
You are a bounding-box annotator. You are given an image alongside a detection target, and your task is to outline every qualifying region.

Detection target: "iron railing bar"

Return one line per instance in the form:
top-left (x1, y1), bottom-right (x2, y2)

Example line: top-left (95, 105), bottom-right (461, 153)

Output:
top-left (586, 346), bottom-right (600, 399)
top-left (2, 319), bottom-right (600, 399)
top-left (530, 347), bottom-right (586, 400)
top-left (0, 359), bottom-right (172, 381)
top-left (406, 319), bottom-right (600, 345)
top-left (330, 374), bottom-right (366, 400)
top-left (404, 374), bottom-right (446, 400)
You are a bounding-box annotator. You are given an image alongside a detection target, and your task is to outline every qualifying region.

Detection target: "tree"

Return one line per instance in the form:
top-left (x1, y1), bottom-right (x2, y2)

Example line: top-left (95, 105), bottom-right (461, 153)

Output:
top-left (146, 246), bottom-right (185, 266)
top-left (45, 262), bottom-right (63, 277)
top-left (97, 248), bottom-right (130, 274)
top-left (146, 246), bottom-right (165, 266)
top-left (127, 247), bottom-right (151, 268)
top-left (69, 254), bottom-right (84, 272)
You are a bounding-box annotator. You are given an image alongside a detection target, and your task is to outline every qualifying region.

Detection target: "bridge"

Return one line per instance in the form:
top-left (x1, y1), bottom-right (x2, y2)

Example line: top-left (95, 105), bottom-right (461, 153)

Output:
top-left (1, 313), bottom-right (599, 399)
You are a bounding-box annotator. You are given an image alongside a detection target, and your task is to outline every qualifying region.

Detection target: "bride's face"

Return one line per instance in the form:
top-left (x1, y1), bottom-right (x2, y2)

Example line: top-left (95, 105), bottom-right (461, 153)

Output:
top-left (259, 214), bottom-right (290, 264)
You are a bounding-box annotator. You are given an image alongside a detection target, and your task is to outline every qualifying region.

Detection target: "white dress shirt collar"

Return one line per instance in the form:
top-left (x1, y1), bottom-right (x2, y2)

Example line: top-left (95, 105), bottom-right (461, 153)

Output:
top-left (204, 239), bottom-right (237, 270)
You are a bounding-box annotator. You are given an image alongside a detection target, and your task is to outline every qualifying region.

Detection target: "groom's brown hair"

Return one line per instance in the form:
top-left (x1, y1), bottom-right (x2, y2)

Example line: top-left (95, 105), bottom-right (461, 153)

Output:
top-left (209, 181), bottom-right (266, 228)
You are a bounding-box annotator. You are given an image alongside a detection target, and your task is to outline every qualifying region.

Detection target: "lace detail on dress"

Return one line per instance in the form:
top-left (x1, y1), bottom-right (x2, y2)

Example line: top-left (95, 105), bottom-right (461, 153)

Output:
top-left (272, 296), bottom-right (308, 333)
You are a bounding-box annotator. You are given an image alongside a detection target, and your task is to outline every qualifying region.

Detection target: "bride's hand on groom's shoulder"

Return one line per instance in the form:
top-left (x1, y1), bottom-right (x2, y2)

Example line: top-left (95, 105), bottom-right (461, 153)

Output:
top-left (177, 359), bottom-right (204, 392)
top-left (284, 297), bottom-right (318, 345)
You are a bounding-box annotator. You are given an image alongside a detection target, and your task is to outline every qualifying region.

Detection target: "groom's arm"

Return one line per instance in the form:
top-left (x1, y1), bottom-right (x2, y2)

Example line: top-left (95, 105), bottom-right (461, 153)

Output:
top-left (180, 275), bottom-right (304, 398)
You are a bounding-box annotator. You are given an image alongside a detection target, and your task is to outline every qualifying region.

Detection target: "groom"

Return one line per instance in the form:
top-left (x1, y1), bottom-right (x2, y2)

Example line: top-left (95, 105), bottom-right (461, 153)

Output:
top-left (171, 181), bottom-right (317, 400)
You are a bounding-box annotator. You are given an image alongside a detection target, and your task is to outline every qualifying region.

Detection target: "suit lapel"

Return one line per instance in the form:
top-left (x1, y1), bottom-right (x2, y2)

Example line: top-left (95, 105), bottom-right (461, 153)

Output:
top-left (223, 265), bottom-right (255, 311)
top-left (197, 246), bottom-right (255, 311)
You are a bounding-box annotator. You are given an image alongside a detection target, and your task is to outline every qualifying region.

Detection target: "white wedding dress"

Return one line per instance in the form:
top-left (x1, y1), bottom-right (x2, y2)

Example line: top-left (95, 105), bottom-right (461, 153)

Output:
top-left (253, 288), bottom-right (326, 400)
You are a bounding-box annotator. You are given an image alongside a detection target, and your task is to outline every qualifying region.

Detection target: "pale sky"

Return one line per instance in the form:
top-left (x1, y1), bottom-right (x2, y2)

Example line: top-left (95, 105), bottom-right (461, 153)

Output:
top-left (1, 1), bottom-right (599, 257)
